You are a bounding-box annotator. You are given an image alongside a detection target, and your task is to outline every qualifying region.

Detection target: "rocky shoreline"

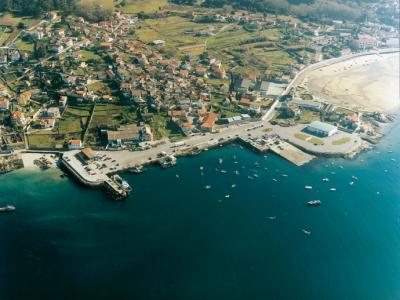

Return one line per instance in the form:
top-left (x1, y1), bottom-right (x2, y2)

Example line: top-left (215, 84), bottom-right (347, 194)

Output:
top-left (0, 153), bottom-right (24, 175)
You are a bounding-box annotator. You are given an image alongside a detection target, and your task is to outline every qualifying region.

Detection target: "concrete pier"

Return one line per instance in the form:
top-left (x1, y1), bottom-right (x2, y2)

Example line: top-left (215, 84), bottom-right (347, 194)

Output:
top-left (269, 141), bottom-right (315, 166)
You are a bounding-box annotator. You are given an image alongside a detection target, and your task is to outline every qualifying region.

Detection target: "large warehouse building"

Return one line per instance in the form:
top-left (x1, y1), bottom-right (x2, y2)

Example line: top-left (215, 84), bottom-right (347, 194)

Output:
top-left (306, 121), bottom-right (338, 137)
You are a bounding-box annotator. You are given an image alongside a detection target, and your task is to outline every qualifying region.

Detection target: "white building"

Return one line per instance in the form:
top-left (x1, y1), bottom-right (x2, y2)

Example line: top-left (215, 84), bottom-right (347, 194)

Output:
top-left (306, 121), bottom-right (338, 137)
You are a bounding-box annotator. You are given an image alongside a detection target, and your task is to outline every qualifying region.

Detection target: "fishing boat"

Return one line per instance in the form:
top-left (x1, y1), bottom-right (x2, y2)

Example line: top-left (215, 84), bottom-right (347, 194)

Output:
top-left (0, 205), bottom-right (15, 212)
top-left (158, 155), bottom-right (177, 168)
top-left (129, 165), bottom-right (145, 174)
top-left (111, 175), bottom-right (132, 192)
top-left (307, 200), bottom-right (321, 206)
top-left (304, 185), bottom-right (313, 190)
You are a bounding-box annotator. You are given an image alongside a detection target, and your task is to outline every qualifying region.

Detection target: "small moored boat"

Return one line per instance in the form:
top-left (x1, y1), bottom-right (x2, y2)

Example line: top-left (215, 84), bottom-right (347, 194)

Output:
top-left (0, 205), bottom-right (16, 212)
top-left (307, 200), bottom-right (321, 206)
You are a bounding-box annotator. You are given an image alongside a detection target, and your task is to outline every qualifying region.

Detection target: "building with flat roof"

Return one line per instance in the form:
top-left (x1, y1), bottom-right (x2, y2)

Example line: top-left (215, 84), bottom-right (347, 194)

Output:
top-left (306, 121), bottom-right (338, 137)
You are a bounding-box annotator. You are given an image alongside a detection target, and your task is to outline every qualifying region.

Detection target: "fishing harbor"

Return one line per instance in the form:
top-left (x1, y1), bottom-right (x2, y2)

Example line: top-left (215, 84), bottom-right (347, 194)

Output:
top-left (60, 126), bottom-right (316, 199)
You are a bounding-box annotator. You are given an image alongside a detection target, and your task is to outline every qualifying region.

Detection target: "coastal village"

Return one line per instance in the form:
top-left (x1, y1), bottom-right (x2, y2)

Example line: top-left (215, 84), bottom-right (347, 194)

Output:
top-left (0, 1), bottom-right (398, 198)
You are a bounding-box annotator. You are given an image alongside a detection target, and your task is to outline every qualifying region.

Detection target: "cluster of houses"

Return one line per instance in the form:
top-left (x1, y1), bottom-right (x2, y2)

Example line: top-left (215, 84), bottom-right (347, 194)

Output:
top-left (0, 48), bottom-right (25, 65)
top-left (0, 5), bottom-right (397, 151)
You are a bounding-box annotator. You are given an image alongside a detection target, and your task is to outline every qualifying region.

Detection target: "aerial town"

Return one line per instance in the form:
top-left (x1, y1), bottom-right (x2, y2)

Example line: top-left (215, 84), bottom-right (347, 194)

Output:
top-left (0, 0), bottom-right (398, 197)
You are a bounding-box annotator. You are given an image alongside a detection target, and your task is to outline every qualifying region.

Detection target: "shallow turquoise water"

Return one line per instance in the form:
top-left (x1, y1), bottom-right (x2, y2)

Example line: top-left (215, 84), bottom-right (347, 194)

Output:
top-left (1, 123), bottom-right (399, 300)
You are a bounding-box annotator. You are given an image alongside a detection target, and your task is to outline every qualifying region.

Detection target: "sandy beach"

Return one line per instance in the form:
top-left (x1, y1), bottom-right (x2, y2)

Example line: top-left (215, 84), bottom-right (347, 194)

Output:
top-left (21, 153), bottom-right (58, 169)
top-left (302, 52), bottom-right (400, 113)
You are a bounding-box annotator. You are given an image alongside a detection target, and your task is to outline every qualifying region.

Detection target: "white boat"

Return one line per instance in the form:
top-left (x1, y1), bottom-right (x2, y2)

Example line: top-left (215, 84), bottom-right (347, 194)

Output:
top-left (231, 184), bottom-right (236, 188)
top-left (268, 216), bottom-right (277, 220)
top-left (349, 181), bottom-right (354, 186)
top-left (304, 185), bottom-right (313, 190)
top-left (225, 194), bottom-right (230, 198)
top-left (322, 178), bottom-right (329, 182)
top-left (129, 165), bottom-right (145, 174)
top-left (204, 185), bottom-right (212, 190)
top-left (218, 158), bottom-right (223, 164)
top-left (234, 170), bottom-right (240, 175)
top-left (158, 155), bottom-right (177, 168)
top-left (302, 229), bottom-right (311, 235)
top-left (272, 178), bottom-right (278, 182)
top-left (330, 188), bottom-right (337, 192)
top-left (307, 200), bottom-right (321, 206)
top-left (220, 170), bottom-right (227, 173)
top-left (0, 205), bottom-right (15, 212)
top-left (111, 175), bottom-right (132, 192)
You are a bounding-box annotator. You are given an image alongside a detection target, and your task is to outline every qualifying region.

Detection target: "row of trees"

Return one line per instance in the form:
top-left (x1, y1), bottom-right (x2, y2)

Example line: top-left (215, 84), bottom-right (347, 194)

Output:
top-left (173, 0), bottom-right (377, 22)
top-left (0, 0), bottom-right (112, 22)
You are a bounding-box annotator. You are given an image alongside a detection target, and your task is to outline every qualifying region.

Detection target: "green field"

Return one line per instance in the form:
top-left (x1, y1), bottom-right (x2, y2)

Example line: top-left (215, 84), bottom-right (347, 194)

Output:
top-left (87, 81), bottom-right (110, 94)
top-left (14, 39), bottom-right (34, 52)
top-left (123, 0), bottom-right (169, 13)
top-left (79, 50), bottom-right (102, 62)
top-left (332, 137), bottom-right (351, 145)
top-left (136, 16), bottom-right (210, 51)
top-left (0, 27), bottom-right (12, 46)
top-left (150, 114), bottom-right (183, 140)
top-left (89, 104), bottom-right (137, 129)
top-left (294, 133), bottom-right (324, 145)
top-left (28, 106), bottom-right (92, 149)
top-left (0, 13), bottom-right (39, 27)
top-left (297, 110), bottom-right (320, 124)
top-left (294, 133), bottom-right (309, 141)
top-left (82, 0), bottom-right (117, 9)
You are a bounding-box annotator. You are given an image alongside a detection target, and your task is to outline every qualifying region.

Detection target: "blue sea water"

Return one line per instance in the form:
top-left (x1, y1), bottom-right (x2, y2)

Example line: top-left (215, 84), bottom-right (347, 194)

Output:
top-left (1, 122), bottom-right (399, 300)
